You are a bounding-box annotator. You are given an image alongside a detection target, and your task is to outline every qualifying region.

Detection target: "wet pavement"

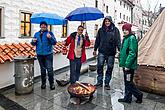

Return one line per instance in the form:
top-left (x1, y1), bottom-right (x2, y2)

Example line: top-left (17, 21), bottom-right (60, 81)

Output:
top-left (1, 59), bottom-right (165, 110)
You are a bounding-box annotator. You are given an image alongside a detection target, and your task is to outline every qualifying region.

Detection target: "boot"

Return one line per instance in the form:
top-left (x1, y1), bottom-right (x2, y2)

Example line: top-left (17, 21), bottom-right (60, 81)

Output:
top-left (105, 84), bottom-right (110, 90)
top-left (136, 94), bottom-right (143, 104)
top-left (41, 83), bottom-right (46, 89)
top-left (118, 98), bottom-right (131, 103)
top-left (50, 83), bottom-right (55, 90)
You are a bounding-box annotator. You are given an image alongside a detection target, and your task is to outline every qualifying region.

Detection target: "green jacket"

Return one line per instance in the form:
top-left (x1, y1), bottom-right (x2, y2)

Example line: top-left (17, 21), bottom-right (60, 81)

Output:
top-left (119, 34), bottom-right (138, 69)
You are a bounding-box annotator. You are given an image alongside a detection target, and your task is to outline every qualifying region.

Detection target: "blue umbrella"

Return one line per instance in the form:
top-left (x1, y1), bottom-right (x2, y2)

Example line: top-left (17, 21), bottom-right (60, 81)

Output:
top-left (30, 12), bottom-right (64, 25)
top-left (65, 7), bottom-right (104, 21)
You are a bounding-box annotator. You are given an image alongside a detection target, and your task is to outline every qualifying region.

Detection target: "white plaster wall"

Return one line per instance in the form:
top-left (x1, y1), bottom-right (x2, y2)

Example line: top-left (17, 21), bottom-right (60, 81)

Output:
top-left (132, 0), bottom-right (143, 28)
top-left (0, 62), bottom-right (14, 89)
top-left (0, 0), bottom-right (134, 42)
top-left (0, 0), bottom-right (104, 41)
top-left (114, 0), bottom-right (132, 24)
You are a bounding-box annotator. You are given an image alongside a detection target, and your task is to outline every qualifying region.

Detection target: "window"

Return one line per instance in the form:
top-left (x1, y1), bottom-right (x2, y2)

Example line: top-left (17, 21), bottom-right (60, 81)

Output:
top-left (20, 12), bottom-right (31, 37)
top-left (81, 22), bottom-right (86, 28)
top-left (129, 17), bottom-right (130, 22)
top-left (120, 13), bottom-right (121, 19)
top-left (139, 19), bottom-right (141, 24)
top-left (142, 19), bottom-right (144, 25)
top-left (114, 10), bottom-right (117, 20)
top-left (120, 1), bottom-right (122, 6)
top-left (95, 0), bottom-right (98, 8)
top-left (106, 6), bottom-right (109, 13)
top-left (114, 0), bottom-right (116, 2)
top-left (94, 24), bottom-right (98, 38)
top-left (124, 4), bottom-right (125, 8)
top-left (123, 14), bottom-right (125, 20)
top-left (48, 25), bottom-right (52, 32)
top-left (0, 9), bottom-right (2, 37)
top-left (62, 20), bottom-right (68, 38)
top-left (126, 16), bottom-right (128, 21)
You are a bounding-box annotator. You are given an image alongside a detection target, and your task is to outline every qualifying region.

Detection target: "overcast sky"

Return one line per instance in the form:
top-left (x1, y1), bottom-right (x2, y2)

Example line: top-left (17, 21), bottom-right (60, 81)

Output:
top-left (141, 0), bottom-right (165, 11)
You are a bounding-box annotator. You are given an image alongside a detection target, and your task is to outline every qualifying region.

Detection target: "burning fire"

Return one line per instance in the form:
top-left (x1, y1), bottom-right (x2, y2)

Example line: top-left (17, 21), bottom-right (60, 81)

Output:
top-left (71, 84), bottom-right (95, 95)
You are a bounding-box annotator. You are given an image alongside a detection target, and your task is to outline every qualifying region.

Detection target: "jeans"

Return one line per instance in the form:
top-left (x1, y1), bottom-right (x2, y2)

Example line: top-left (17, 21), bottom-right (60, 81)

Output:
top-left (97, 53), bottom-right (115, 85)
top-left (123, 68), bottom-right (142, 101)
top-left (37, 53), bottom-right (54, 85)
top-left (70, 58), bottom-right (82, 84)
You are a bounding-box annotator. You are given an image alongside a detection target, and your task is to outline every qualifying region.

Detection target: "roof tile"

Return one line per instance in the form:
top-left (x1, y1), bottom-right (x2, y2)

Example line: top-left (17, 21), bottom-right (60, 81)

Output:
top-left (0, 40), bottom-right (95, 64)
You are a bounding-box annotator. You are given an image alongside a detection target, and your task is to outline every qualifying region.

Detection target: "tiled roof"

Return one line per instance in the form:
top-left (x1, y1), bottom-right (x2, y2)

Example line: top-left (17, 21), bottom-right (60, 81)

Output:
top-left (0, 43), bottom-right (35, 63)
top-left (0, 40), bottom-right (95, 64)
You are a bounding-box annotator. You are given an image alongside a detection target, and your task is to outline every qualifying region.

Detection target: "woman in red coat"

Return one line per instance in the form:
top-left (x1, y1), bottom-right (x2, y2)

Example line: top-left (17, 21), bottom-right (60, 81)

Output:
top-left (64, 25), bottom-right (90, 84)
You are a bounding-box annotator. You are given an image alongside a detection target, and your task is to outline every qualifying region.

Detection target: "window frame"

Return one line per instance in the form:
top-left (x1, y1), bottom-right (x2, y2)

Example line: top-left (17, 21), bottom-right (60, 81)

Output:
top-left (120, 1), bottom-right (122, 6)
top-left (94, 24), bottom-right (98, 38)
top-left (123, 14), bottom-right (125, 20)
top-left (95, 0), bottom-right (98, 8)
top-left (47, 25), bottom-right (52, 32)
top-left (62, 20), bottom-right (68, 38)
top-left (0, 7), bottom-right (4, 38)
top-left (106, 6), bottom-right (109, 13)
top-left (20, 12), bottom-right (32, 37)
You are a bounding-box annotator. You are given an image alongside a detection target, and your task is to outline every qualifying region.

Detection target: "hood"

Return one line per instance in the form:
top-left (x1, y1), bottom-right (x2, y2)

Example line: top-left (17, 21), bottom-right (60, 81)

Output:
top-left (102, 16), bottom-right (115, 30)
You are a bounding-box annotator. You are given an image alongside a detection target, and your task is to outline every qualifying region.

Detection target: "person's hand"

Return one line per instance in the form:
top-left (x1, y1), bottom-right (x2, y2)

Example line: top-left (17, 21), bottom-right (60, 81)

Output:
top-left (116, 51), bottom-right (120, 59)
top-left (47, 33), bottom-right (51, 39)
top-left (84, 32), bottom-right (89, 40)
top-left (125, 67), bottom-right (130, 71)
top-left (62, 41), bottom-right (66, 45)
top-left (93, 51), bottom-right (97, 57)
top-left (33, 38), bottom-right (37, 43)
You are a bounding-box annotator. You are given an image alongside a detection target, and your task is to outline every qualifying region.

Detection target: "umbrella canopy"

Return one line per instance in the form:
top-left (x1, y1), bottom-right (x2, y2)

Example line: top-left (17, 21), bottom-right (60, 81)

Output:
top-left (30, 12), bottom-right (64, 25)
top-left (65, 7), bottom-right (104, 21)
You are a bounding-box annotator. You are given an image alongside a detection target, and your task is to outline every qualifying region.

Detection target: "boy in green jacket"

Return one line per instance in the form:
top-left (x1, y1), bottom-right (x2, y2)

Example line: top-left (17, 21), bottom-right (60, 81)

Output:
top-left (118, 23), bottom-right (143, 104)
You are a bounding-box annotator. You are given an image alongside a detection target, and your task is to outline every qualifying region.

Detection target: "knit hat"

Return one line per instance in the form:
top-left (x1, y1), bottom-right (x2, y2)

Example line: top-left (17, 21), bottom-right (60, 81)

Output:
top-left (122, 23), bottom-right (132, 33)
top-left (40, 21), bottom-right (48, 27)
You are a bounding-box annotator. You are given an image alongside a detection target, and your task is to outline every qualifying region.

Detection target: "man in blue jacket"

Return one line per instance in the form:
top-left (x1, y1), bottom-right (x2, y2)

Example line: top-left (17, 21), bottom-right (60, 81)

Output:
top-left (31, 21), bottom-right (57, 90)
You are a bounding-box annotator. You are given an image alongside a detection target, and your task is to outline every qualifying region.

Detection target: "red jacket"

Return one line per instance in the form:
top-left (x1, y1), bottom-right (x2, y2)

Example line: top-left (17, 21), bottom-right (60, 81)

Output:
top-left (65, 32), bottom-right (90, 63)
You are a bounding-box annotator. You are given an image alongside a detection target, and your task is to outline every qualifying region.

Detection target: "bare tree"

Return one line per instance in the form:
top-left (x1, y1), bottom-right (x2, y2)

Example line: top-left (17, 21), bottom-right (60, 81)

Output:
top-left (144, 0), bottom-right (159, 26)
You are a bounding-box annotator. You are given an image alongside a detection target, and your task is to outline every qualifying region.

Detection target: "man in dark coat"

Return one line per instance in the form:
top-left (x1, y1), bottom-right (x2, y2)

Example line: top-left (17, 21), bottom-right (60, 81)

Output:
top-left (93, 16), bottom-right (121, 90)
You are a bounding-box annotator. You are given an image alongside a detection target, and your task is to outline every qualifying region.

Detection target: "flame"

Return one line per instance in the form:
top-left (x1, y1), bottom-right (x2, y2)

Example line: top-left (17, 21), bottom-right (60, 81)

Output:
top-left (70, 85), bottom-right (94, 95)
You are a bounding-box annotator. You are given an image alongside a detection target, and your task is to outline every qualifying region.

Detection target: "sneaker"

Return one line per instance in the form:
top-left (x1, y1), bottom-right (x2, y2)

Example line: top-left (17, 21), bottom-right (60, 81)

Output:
top-left (118, 98), bottom-right (131, 103)
top-left (50, 84), bottom-right (55, 90)
top-left (41, 84), bottom-right (46, 89)
top-left (136, 94), bottom-right (143, 104)
top-left (94, 83), bottom-right (102, 87)
top-left (105, 84), bottom-right (110, 90)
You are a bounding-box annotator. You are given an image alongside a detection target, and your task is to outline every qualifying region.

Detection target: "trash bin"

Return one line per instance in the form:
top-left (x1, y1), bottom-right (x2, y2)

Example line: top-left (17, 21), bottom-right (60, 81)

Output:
top-left (14, 56), bottom-right (35, 95)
